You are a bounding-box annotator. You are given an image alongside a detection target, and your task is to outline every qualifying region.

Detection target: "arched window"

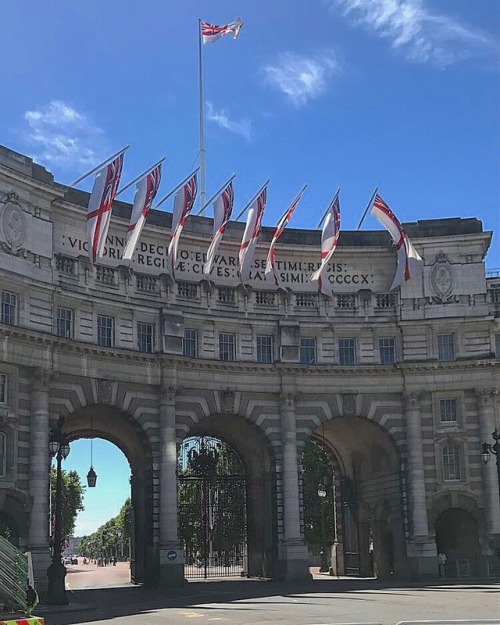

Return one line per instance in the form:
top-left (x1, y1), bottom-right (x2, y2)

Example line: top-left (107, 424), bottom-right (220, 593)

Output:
top-left (0, 432), bottom-right (6, 477)
top-left (442, 444), bottom-right (462, 481)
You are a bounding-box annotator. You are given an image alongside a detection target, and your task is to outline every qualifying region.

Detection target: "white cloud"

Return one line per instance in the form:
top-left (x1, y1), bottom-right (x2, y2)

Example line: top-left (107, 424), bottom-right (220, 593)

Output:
top-left (328, 0), bottom-right (498, 66)
top-left (206, 102), bottom-right (252, 142)
top-left (262, 50), bottom-right (340, 107)
top-left (22, 100), bottom-right (106, 169)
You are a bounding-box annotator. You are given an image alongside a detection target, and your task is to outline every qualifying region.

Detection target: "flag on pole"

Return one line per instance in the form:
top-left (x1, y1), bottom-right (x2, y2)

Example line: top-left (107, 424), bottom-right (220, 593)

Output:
top-left (87, 153), bottom-right (124, 263)
top-left (168, 172), bottom-right (198, 280)
top-left (203, 180), bottom-right (235, 276)
top-left (265, 187), bottom-right (306, 290)
top-left (310, 194), bottom-right (341, 297)
top-left (122, 163), bottom-right (162, 260)
top-left (239, 185), bottom-right (268, 284)
top-left (201, 18), bottom-right (243, 44)
top-left (370, 194), bottom-right (423, 290)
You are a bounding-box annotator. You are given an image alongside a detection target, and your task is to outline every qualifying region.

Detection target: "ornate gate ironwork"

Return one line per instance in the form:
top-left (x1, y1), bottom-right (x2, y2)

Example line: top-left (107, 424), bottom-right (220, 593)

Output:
top-left (178, 437), bottom-right (248, 578)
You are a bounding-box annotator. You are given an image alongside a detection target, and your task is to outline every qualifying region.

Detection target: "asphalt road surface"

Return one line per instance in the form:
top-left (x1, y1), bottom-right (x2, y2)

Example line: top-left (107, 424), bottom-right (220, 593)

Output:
top-left (35, 564), bottom-right (500, 625)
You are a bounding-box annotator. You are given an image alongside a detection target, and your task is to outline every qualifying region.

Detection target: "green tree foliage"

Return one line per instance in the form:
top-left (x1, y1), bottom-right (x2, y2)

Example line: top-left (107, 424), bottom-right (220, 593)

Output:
top-left (78, 498), bottom-right (132, 560)
top-left (50, 468), bottom-right (85, 540)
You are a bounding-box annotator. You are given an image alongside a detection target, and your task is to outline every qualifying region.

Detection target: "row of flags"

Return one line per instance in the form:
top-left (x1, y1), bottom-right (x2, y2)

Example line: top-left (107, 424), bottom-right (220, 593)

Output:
top-left (85, 148), bottom-right (422, 294)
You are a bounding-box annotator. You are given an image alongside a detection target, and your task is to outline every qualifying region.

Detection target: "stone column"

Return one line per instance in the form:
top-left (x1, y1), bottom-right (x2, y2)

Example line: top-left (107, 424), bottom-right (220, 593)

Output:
top-left (29, 368), bottom-right (52, 597)
top-left (476, 388), bottom-right (500, 536)
top-left (277, 392), bottom-right (310, 580)
top-left (405, 392), bottom-right (428, 539)
top-left (158, 385), bottom-right (185, 586)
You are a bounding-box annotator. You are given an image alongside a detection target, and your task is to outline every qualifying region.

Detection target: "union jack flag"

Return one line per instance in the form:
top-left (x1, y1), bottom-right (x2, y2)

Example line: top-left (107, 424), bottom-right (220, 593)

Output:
top-left (310, 193), bottom-right (341, 297)
top-left (168, 172), bottom-right (198, 279)
top-left (239, 185), bottom-right (267, 284)
top-left (87, 153), bottom-right (124, 263)
top-left (204, 180), bottom-right (235, 276)
top-left (201, 18), bottom-right (243, 44)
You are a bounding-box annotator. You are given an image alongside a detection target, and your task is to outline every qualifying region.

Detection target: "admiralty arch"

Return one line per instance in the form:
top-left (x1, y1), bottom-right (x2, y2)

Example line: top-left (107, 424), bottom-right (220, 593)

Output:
top-left (0, 145), bottom-right (499, 595)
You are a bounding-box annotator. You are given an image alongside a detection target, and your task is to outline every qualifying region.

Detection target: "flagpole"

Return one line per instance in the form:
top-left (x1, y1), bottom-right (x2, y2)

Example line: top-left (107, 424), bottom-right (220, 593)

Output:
top-left (198, 18), bottom-right (207, 211)
top-left (316, 187), bottom-right (340, 229)
top-left (196, 173), bottom-right (236, 216)
top-left (234, 179), bottom-right (270, 222)
top-left (115, 157), bottom-right (165, 198)
top-left (356, 186), bottom-right (378, 230)
top-left (152, 167), bottom-right (200, 211)
top-left (69, 145), bottom-right (130, 188)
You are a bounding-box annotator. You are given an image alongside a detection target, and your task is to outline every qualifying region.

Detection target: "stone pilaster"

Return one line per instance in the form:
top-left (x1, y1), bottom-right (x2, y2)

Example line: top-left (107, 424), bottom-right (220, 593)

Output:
top-left (476, 388), bottom-right (500, 537)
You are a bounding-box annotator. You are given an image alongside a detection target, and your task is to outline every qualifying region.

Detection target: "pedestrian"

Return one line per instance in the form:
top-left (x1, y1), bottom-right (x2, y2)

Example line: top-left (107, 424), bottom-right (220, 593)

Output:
top-left (437, 552), bottom-right (447, 578)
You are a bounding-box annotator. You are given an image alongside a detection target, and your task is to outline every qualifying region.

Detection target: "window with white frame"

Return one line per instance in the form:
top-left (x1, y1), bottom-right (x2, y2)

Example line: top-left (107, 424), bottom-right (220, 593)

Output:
top-left (0, 374), bottom-right (7, 405)
top-left (339, 338), bottom-right (356, 365)
top-left (437, 333), bottom-right (455, 361)
top-left (183, 329), bottom-right (198, 358)
top-left (442, 445), bottom-right (462, 481)
top-left (379, 337), bottom-right (396, 364)
top-left (56, 307), bottom-right (73, 338)
top-left (97, 315), bottom-right (114, 347)
top-left (1, 291), bottom-right (17, 326)
top-left (257, 335), bottom-right (274, 364)
top-left (0, 432), bottom-right (6, 477)
top-left (300, 338), bottom-right (317, 364)
top-left (219, 332), bottom-right (235, 361)
top-left (137, 322), bottom-right (154, 353)
top-left (439, 398), bottom-right (458, 423)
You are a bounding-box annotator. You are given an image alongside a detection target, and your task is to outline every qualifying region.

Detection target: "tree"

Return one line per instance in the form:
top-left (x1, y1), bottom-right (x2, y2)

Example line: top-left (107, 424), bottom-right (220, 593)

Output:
top-left (50, 468), bottom-right (85, 541)
top-left (78, 498), bottom-right (132, 560)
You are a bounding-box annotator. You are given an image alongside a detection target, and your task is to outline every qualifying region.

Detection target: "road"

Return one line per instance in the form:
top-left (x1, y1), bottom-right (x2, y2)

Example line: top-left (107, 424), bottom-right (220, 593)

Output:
top-left (35, 565), bottom-right (500, 625)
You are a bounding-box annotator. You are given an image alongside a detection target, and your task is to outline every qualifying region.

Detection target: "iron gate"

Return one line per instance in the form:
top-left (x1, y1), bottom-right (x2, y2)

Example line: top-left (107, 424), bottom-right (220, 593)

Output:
top-left (178, 437), bottom-right (248, 578)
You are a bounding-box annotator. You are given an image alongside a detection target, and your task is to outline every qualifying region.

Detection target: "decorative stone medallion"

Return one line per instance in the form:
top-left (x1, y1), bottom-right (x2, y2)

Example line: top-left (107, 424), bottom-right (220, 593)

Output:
top-left (430, 252), bottom-right (454, 302)
top-left (1, 200), bottom-right (26, 252)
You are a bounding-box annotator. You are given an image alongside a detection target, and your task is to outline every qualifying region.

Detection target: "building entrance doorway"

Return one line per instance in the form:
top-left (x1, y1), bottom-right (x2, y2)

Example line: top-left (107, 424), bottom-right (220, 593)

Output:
top-left (179, 436), bottom-right (248, 579)
top-left (435, 508), bottom-right (481, 578)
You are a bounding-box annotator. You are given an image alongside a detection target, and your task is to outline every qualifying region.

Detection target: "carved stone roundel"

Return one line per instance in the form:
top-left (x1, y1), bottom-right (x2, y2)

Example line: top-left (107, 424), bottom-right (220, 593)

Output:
top-left (1, 202), bottom-right (26, 250)
top-left (430, 253), bottom-right (454, 302)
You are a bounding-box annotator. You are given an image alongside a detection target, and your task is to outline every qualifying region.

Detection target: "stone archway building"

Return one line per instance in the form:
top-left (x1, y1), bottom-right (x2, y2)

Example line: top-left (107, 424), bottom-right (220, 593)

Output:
top-left (0, 145), bottom-right (499, 595)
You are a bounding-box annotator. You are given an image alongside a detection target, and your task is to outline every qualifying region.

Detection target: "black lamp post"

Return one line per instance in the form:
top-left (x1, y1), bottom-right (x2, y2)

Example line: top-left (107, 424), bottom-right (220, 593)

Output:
top-left (318, 481), bottom-right (328, 573)
top-left (47, 416), bottom-right (70, 605)
top-left (481, 430), bottom-right (500, 497)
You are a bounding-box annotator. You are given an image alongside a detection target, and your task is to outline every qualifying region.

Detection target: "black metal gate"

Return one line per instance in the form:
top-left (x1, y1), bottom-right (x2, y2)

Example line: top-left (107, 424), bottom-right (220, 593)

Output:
top-left (178, 437), bottom-right (248, 578)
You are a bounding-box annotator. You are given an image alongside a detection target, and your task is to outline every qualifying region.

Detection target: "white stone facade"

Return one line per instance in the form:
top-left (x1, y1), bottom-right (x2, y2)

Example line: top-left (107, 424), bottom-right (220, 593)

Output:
top-left (0, 145), bottom-right (499, 593)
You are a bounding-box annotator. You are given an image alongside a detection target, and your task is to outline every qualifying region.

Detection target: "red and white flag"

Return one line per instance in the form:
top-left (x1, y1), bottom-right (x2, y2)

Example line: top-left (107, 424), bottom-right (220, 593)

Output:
top-left (310, 194), bottom-right (341, 297)
top-left (370, 194), bottom-right (423, 290)
top-left (239, 184), bottom-right (268, 284)
top-left (87, 153), bottom-right (124, 263)
top-left (201, 18), bottom-right (243, 44)
top-left (122, 163), bottom-right (162, 260)
top-left (265, 186), bottom-right (306, 290)
top-left (168, 172), bottom-right (198, 280)
top-left (203, 180), bottom-right (235, 277)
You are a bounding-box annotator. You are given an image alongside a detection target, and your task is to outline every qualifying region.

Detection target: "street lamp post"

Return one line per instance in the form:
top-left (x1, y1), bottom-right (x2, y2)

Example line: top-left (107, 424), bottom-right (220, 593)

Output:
top-left (47, 416), bottom-right (70, 605)
top-left (318, 482), bottom-right (328, 573)
top-left (481, 430), bottom-right (500, 497)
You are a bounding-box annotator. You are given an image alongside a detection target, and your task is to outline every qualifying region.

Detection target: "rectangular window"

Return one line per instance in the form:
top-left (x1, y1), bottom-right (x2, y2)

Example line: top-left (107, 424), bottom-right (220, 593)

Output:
top-left (183, 329), bottom-right (198, 358)
top-left (0, 374), bottom-right (7, 405)
top-left (437, 333), bottom-right (455, 361)
top-left (56, 307), bottom-right (73, 338)
top-left (257, 335), bottom-right (274, 364)
top-left (219, 332), bottom-right (235, 361)
top-left (97, 315), bottom-right (114, 347)
top-left (495, 334), bottom-right (500, 358)
top-left (379, 337), bottom-right (396, 364)
top-left (1, 291), bottom-right (17, 326)
top-left (137, 322), bottom-right (154, 353)
top-left (339, 338), bottom-right (356, 365)
top-left (300, 338), bottom-right (317, 364)
top-left (442, 445), bottom-right (462, 481)
top-left (0, 432), bottom-right (6, 477)
top-left (439, 398), bottom-right (458, 423)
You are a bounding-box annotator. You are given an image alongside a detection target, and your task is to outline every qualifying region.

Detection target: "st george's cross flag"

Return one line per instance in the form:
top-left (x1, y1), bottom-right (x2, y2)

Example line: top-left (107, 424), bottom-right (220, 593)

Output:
top-left (265, 186), bottom-right (306, 290)
top-left (201, 18), bottom-right (243, 44)
top-left (370, 194), bottom-right (423, 290)
top-left (122, 163), bottom-right (162, 260)
top-left (239, 185), bottom-right (268, 284)
top-left (168, 172), bottom-right (198, 280)
top-left (203, 180), bottom-right (235, 277)
top-left (87, 153), bottom-right (124, 263)
top-left (310, 193), bottom-right (341, 297)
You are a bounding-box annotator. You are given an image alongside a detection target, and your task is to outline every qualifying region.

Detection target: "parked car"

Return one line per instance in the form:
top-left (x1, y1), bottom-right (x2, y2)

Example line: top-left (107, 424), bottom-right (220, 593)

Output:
top-left (63, 556), bottom-right (72, 565)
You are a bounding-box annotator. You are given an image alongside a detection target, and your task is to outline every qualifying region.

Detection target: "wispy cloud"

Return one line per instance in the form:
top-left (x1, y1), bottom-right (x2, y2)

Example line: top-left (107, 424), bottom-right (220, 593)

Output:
top-left (206, 102), bottom-right (252, 142)
top-left (22, 100), bottom-right (106, 169)
top-left (328, 0), bottom-right (498, 66)
top-left (262, 50), bottom-right (340, 107)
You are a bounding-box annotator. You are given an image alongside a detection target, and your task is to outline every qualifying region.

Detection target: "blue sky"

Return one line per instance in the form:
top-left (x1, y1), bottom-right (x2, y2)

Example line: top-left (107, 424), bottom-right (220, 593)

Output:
top-left (3, 1), bottom-right (499, 533)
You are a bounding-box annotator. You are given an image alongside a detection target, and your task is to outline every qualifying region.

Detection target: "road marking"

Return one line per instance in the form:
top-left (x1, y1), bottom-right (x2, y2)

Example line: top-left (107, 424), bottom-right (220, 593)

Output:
top-left (179, 612), bottom-right (205, 618)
